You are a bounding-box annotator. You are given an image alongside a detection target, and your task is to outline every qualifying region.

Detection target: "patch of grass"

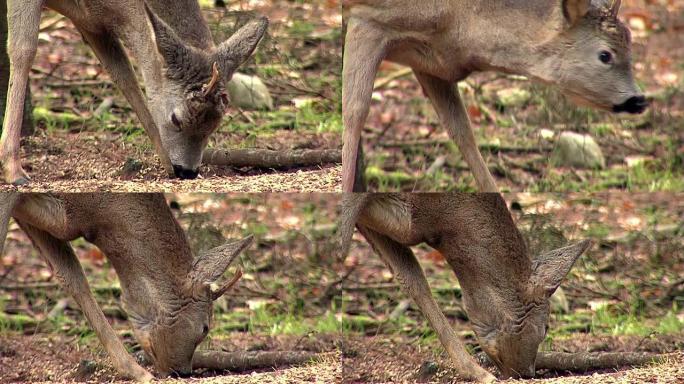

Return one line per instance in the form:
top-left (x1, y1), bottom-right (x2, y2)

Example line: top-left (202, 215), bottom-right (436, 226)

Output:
top-left (590, 304), bottom-right (684, 337)
top-left (295, 101), bottom-right (342, 133)
top-left (33, 106), bottom-right (86, 131)
top-left (246, 305), bottom-right (341, 336)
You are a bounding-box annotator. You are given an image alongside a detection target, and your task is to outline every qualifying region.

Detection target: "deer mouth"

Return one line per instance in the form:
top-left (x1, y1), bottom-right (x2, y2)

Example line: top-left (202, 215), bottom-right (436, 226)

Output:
top-left (613, 95), bottom-right (649, 114)
top-left (172, 165), bottom-right (200, 179)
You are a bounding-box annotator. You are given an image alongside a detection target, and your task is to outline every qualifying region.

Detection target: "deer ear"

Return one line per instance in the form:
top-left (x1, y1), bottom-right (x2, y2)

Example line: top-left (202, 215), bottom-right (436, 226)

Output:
top-left (562, 0), bottom-right (590, 26)
top-left (530, 239), bottom-right (592, 297)
top-left (145, 4), bottom-right (207, 79)
top-left (214, 17), bottom-right (268, 82)
top-left (609, 0), bottom-right (622, 18)
top-left (189, 235), bottom-right (253, 284)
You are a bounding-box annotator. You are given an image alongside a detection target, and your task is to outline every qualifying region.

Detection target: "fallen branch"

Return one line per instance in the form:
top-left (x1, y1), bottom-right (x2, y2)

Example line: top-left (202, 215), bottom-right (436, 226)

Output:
top-left (477, 351), bottom-right (670, 373)
top-left (202, 148), bottom-right (341, 169)
top-left (192, 350), bottom-right (319, 372)
top-left (535, 351), bottom-right (669, 371)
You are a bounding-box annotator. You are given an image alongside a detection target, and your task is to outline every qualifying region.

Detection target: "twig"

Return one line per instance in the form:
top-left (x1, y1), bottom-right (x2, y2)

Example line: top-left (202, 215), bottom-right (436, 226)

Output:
top-left (202, 148), bottom-right (341, 169)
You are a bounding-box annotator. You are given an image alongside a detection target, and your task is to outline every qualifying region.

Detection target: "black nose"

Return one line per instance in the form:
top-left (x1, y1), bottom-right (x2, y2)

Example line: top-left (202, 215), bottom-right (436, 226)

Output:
top-left (172, 165), bottom-right (199, 180)
top-left (168, 370), bottom-right (193, 378)
top-left (613, 95), bottom-right (648, 114)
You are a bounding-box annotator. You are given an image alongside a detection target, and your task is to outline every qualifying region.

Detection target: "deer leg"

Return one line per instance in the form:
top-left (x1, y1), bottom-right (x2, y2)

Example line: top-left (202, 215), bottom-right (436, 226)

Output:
top-left (0, 0), bottom-right (43, 185)
top-left (78, 28), bottom-right (173, 176)
top-left (0, 192), bottom-right (18, 256)
top-left (16, 221), bottom-right (154, 382)
top-left (342, 18), bottom-right (386, 192)
top-left (358, 225), bottom-right (495, 383)
top-left (413, 71), bottom-right (498, 192)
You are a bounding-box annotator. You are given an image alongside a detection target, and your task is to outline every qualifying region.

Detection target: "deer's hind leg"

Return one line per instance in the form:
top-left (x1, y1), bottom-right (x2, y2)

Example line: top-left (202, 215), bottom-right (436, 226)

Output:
top-left (342, 18), bottom-right (387, 192)
top-left (413, 71), bottom-right (498, 192)
top-left (0, 0), bottom-right (43, 185)
top-left (16, 221), bottom-right (154, 382)
top-left (358, 225), bottom-right (495, 383)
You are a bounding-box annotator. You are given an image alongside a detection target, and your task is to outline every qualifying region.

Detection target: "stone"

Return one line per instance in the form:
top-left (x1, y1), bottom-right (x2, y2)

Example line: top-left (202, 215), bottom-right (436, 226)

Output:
top-left (495, 87), bottom-right (532, 108)
top-left (553, 131), bottom-right (606, 169)
top-left (226, 72), bottom-right (274, 110)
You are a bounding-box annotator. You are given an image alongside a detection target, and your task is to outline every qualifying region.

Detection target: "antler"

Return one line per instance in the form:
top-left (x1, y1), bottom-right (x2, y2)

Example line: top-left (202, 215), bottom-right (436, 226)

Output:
top-left (211, 268), bottom-right (243, 301)
top-left (202, 62), bottom-right (221, 97)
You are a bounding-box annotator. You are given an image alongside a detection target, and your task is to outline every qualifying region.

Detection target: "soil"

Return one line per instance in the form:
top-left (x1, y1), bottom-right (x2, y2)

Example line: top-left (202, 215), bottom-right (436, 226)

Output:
top-left (341, 334), bottom-right (684, 384)
top-left (0, 333), bottom-right (341, 383)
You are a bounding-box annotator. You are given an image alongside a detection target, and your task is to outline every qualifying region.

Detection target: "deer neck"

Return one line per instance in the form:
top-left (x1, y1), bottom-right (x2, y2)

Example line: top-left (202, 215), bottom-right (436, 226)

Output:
top-left (116, 19), bottom-right (167, 99)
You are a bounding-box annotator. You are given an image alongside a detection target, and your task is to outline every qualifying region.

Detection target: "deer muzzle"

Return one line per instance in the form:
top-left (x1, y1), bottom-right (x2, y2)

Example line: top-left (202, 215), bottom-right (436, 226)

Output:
top-left (613, 95), bottom-right (648, 114)
top-left (172, 165), bottom-right (200, 180)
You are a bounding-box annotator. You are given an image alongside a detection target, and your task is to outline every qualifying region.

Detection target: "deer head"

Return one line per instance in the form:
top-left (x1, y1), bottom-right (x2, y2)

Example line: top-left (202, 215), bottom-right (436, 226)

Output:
top-left (126, 235), bottom-right (253, 377)
top-left (145, 5), bottom-right (268, 178)
top-left (462, 240), bottom-right (591, 378)
top-left (531, 0), bottom-right (647, 114)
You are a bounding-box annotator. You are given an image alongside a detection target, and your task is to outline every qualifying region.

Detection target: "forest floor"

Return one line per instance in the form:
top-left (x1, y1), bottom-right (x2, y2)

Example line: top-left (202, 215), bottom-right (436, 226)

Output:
top-left (2, 0), bottom-right (341, 192)
top-left (360, 0), bottom-right (684, 192)
top-left (342, 193), bottom-right (684, 382)
top-left (1, 194), bottom-right (683, 383)
top-left (0, 194), bottom-right (344, 382)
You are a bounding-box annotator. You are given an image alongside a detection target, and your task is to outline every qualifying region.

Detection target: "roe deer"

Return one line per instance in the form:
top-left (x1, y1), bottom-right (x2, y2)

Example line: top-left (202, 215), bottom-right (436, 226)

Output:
top-left (342, 0), bottom-right (647, 192)
top-left (339, 193), bottom-right (591, 382)
top-left (0, 193), bottom-right (252, 380)
top-left (1, 0), bottom-right (267, 184)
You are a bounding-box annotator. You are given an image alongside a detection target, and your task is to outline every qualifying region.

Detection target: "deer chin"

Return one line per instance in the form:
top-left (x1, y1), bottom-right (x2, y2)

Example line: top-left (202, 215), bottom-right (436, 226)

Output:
top-left (563, 92), bottom-right (612, 111)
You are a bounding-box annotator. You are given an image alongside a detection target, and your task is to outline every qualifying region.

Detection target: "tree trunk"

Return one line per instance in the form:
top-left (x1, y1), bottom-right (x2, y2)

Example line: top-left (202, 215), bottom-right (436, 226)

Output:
top-left (0, 0), bottom-right (34, 137)
top-left (202, 148), bottom-right (341, 169)
top-left (192, 350), bottom-right (319, 372)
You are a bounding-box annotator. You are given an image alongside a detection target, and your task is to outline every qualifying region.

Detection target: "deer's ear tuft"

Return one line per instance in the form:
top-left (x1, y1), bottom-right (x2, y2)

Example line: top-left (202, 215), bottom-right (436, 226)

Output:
top-left (562, 0), bottom-right (591, 27)
top-left (530, 239), bottom-right (591, 297)
top-left (214, 17), bottom-right (268, 82)
top-left (146, 4), bottom-right (207, 80)
top-left (189, 235), bottom-right (253, 284)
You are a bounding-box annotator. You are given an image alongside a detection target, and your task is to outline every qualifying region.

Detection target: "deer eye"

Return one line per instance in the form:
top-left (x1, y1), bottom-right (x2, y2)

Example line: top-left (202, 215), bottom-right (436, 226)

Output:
top-left (599, 50), bottom-right (613, 64)
top-left (202, 324), bottom-right (209, 335)
top-left (171, 112), bottom-right (182, 130)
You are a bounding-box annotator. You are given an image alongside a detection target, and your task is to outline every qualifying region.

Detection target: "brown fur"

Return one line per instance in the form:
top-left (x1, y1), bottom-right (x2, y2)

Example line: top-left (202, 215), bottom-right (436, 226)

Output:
top-left (339, 193), bottom-right (591, 382)
top-left (1, 0), bottom-right (267, 184)
top-left (0, 193), bottom-right (252, 380)
top-left (341, 0), bottom-right (644, 192)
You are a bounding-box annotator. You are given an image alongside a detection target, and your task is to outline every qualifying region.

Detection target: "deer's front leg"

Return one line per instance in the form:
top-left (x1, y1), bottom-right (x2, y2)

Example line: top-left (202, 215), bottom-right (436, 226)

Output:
top-left (413, 71), bottom-right (498, 192)
top-left (0, 0), bottom-right (43, 185)
top-left (358, 225), bottom-right (496, 383)
top-left (78, 29), bottom-right (173, 176)
top-left (342, 18), bottom-right (387, 192)
top-left (16, 222), bottom-right (154, 382)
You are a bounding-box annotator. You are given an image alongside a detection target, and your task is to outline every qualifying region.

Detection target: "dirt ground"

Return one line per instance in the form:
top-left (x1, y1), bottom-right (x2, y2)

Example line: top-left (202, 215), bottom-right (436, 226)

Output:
top-left (6, 1), bottom-right (341, 192)
top-left (341, 334), bottom-right (684, 384)
top-left (0, 333), bottom-right (341, 383)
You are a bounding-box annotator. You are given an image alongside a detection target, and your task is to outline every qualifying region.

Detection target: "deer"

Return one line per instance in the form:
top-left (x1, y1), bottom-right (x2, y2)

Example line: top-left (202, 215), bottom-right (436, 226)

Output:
top-left (338, 193), bottom-right (591, 382)
top-left (341, 0), bottom-right (648, 192)
top-left (1, 0), bottom-right (268, 185)
top-left (0, 193), bottom-right (252, 381)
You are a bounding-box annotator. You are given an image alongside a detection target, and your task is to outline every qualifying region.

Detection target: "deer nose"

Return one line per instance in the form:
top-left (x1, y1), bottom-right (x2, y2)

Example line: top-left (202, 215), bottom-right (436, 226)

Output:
top-left (613, 95), bottom-right (648, 114)
top-left (172, 165), bottom-right (199, 179)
